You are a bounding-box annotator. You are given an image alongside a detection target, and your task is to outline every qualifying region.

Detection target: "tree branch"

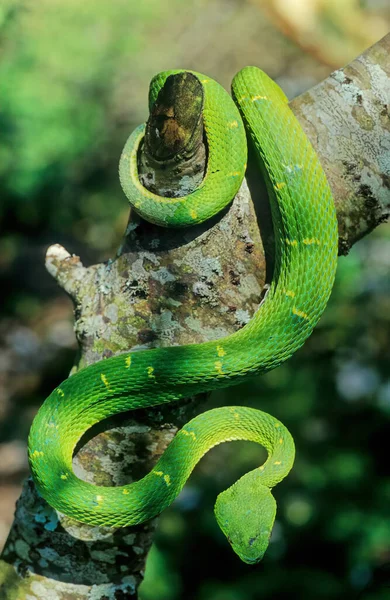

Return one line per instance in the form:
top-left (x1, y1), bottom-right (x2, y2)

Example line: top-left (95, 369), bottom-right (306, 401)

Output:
top-left (290, 33), bottom-right (390, 254)
top-left (0, 35), bottom-right (388, 599)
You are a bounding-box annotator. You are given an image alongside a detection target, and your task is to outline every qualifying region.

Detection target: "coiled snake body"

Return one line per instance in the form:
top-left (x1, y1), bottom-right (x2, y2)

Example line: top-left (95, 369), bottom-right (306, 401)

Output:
top-left (28, 67), bottom-right (338, 564)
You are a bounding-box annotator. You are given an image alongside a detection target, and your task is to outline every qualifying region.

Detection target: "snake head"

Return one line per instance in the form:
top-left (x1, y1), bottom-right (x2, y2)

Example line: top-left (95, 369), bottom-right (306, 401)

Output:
top-left (214, 470), bottom-right (277, 564)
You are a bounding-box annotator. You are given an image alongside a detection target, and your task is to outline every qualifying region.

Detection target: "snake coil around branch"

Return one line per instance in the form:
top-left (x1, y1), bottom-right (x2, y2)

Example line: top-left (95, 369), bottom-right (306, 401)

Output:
top-left (28, 67), bottom-right (338, 564)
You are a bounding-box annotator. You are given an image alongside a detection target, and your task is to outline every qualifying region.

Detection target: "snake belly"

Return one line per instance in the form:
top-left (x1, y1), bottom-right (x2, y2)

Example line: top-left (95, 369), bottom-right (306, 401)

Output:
top-left (28, 66), bottom-right (338, 564)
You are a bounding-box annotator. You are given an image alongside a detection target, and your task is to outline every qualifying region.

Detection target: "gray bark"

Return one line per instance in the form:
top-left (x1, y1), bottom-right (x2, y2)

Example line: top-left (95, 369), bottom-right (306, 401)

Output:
top-left (290, 33), bottom-right (390, 254)
top-left (0, 33), bottom-right (388, 600)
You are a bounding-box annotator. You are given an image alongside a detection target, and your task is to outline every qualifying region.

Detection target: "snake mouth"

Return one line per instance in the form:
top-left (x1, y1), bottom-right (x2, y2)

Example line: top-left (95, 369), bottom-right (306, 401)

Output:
top-left (239, 552), bottom-right (265, 565)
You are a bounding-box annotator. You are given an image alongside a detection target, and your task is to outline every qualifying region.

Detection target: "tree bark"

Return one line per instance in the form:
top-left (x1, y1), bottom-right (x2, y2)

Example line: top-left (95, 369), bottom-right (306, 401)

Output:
top-left (290, 33), bottom-right (390, 254)
top-left (0, 34), bottom-right (389, 600)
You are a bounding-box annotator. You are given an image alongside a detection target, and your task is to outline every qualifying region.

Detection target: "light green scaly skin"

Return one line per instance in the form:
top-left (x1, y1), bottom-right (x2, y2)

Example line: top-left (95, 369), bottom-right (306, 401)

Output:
top-left (28, 66), bottom-right (338, 564)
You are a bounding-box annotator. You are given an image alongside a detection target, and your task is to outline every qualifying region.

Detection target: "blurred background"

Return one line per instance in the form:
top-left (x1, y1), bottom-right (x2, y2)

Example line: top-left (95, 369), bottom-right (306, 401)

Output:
top-left (0, 0), bottom-right (389, 598)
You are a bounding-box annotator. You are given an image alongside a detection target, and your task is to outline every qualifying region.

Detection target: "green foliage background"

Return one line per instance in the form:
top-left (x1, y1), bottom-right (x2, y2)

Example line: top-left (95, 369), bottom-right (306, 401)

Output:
top-left (0, 1), bottom-right (389, 599)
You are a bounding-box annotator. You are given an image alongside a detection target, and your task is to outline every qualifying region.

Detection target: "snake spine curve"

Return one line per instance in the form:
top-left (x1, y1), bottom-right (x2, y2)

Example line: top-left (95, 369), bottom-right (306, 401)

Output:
top-left (28, 67), bottom-right (338, 564)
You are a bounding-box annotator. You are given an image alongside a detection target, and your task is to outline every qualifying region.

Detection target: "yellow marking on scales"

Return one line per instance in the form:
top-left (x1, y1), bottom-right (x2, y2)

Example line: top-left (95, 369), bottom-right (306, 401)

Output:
top-left (31, 450), bottom-right (44, 458)
top-left (283, 163), bottom-right (303, 173)
top-left (201, 78), bottom-right (209, 84)
top-left (123, 489), bottom-right (129, 495)
top-left (274, 461), bottom-right (282, 465)
top-left (60, 473), bottom-right (69, 480)
top-left (95, 495), bottom-right (104, 504)
top-left (279, 438), bottom-right (283, 444)
top-left (259, 465), bottom-right (265, 471)
top-left (181, 429), bottom-right (197, 441)
top-left (216, 345), bottom-right (226, 357)
top-left (237, 95), bottom-right (247, 102)
top-left (153, 470), bottom-right (171, 486)
top-left (227, 120), bottom-right (239, 128)
top-left (303, 237), bottom-right (321, 245)
top-left (251, 94), bottom-right (269, 101)
top-left (125, 356), bottom-right (132, 369)
top-left (56, 388), bottom-right (65, 398)
top-left (147, 366), bottom-right (156, 380)
top-left (285, 239), bottom-right (298, 247)
top-left (284, 289), bottom-right (295, 299)
top-left (292, 306), bottom-right (309, 320)
top-left (274, 182), bottom-right (286, 190)
top-left (189, 209), bottom-right (198, 220)
top-left (274, 422), bottom-right (280, 428)
top-left (101, 373), bottom-right (111, 390)
top-left (229, 171), bottom-right (241, 177)
top-left (215, 361), bottom-right (224, 375)
top-left (229, 407), bottom-right (240, 420)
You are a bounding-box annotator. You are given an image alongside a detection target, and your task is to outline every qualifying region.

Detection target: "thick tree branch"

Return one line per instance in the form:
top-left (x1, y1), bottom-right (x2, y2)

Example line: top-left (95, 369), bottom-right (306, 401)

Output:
top-left (290, 33), bottom-right (390, 254)
top-left (0, 35), bottom-right (388, 600)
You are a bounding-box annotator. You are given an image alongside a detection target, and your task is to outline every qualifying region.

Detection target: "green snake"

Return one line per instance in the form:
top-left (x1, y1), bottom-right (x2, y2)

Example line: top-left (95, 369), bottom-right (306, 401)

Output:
top-left (28, 67), bottom-right (338, 564)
